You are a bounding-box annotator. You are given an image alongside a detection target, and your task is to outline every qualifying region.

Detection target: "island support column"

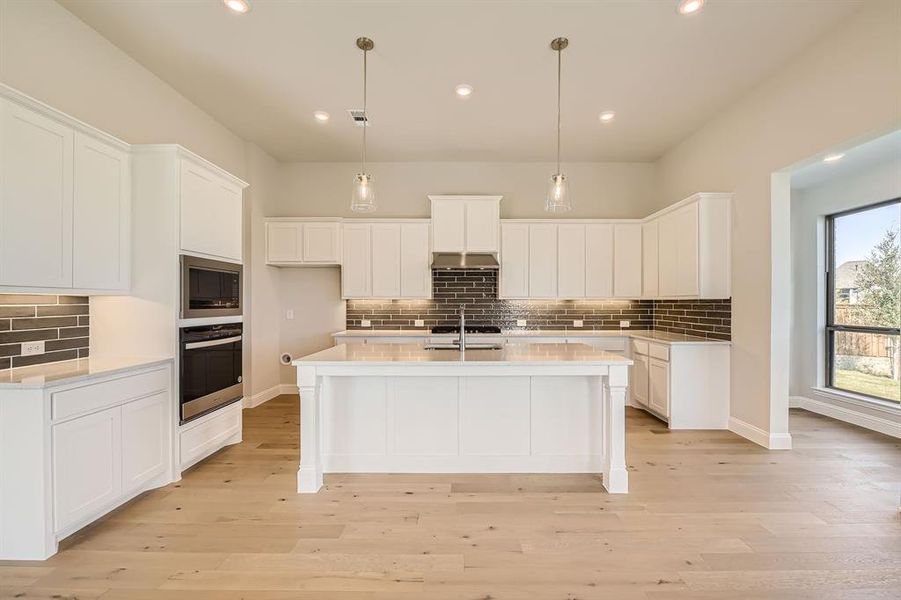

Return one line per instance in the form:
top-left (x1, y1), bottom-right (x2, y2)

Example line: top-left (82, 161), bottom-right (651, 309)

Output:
top-left (297, 366), bottom-right (323, 493)
top-left (602, 364), bottom-right (629, 493)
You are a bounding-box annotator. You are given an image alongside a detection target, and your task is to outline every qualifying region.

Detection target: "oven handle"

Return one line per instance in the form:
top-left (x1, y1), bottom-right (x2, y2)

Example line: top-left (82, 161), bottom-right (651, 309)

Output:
top-left (184, 335), bottom-right (242, 350)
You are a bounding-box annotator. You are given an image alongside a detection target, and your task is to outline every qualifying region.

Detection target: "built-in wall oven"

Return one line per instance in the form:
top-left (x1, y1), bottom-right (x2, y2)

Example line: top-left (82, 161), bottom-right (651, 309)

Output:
top-left (181, 255), bottom-right (242, 319)
top-left (179, 323), bottom-right (243, 424)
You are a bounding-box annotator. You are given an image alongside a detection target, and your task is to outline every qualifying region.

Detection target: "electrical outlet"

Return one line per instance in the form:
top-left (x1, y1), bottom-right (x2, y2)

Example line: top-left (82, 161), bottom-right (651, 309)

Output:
top-left (21, 341), bottom-right (44, 356)
top-left (414, 319), bottom-right (425, 328)
top-left (286, 309), bottom-right (294, 320)
top-left (573, 319), bottom-right (583, 328)
top-left (516, 319), bottom-right (527, 327)
top-left (620, 320), bottom-right (630, 328)
top-left (361, 319), bottom-right (372, 328)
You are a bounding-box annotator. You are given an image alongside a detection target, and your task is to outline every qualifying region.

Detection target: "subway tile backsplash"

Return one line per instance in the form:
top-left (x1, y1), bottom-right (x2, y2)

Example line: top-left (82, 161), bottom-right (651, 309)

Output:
top-left (346, 269), bottom-right (731, 340)
top-left (0, 294), bottom-right (90, 369)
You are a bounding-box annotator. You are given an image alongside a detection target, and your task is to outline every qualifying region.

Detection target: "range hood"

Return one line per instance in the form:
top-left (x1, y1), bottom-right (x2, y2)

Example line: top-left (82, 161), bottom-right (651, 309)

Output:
top-left (431, 253), bottom-right (500, 270)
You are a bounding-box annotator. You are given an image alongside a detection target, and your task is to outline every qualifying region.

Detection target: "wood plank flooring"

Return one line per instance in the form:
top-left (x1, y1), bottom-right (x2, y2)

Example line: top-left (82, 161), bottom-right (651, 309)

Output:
top-left (2, 395), bottom-right (899, 599)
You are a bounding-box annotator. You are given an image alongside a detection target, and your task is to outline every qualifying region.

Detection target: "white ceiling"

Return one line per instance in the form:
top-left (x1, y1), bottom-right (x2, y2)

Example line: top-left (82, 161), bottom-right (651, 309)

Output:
top-left (792, 129), bottom-right (901, 190)
top-left (59, 0), bottom-right (863, 162)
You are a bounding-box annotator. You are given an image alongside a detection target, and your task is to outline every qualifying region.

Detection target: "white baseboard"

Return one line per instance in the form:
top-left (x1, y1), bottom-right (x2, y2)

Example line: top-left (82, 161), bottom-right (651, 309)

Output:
top-left (728, 416), bottom-right (793, 449)
top-left (791, 395), bottom-right (901, 439)
top-left (244, 385), bottom-right (281, 409)
top-left (280, 383), bottom-right (299, 395)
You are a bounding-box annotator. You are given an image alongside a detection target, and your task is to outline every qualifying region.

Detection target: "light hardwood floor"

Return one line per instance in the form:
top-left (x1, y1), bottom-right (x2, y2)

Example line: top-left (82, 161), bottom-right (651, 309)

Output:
top-left (2, 395), bottom-right (899, 599)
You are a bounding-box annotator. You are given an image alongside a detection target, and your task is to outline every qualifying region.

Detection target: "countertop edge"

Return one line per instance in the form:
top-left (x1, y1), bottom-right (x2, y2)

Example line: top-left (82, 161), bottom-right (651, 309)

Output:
top-left (0, 357), bottom-right (174, 390)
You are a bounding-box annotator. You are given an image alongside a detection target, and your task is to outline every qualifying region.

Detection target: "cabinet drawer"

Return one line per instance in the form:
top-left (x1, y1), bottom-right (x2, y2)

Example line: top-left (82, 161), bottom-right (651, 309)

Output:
top-left (52, 368), bottom-right (170, 422)
top-left (648, 343), bottom-right (670, 361)
top-left (631, 339), bottom-right (649, 356)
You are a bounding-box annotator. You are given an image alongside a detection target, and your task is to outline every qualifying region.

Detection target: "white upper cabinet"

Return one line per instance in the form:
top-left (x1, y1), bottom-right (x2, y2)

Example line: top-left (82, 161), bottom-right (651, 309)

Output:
top-left (370, 223), bottom-right (402, 298)
top-left (500, 223), bottom-right (529, 299)
top-left (585, 224), bottom-right (614, 298)
top-left (400, 223), bottom-right (431, 298)
top-left (557, 224), bottom-right (586, 299)
top-left (73, 133), bottom-right (130, 291)
top-left (429, 195), bottom-right (500, 254)
top-left (641, 220), bottom-right (659, 298)
top-left (265, 220), bottom-right (340, 265)
top-left (654, 193), bottom-right (730, 299)
top-left (341, 223), bottom-right (371, 298)
top-left (0, 97), bottom-right (74, 289)
top-left (613, 224), bottom-right (642, 298)
top-left (528, 224), bottom-right (557, 298)
top-left (179, 158), bottom-right (243, 263)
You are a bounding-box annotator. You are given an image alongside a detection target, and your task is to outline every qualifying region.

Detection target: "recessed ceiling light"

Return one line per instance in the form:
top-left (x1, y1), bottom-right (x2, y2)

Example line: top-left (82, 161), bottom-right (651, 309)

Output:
top-left (224, 0), bottom-right (250, 14)
top-left (455, 84), bottom-right (473, 97)
top-left (313, 111), bottom-right (330, 122)
top-left (599, 111), bottom-right (616, 123)
top-left (677, 0), bottom-right (704, 15)
top-left (823, 153), bottom-right (845, 163)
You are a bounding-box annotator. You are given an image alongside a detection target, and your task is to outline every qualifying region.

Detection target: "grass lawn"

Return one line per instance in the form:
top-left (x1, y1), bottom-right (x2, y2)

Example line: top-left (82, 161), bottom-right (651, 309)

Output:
top-left (834, 369), bottom-right (901, 403)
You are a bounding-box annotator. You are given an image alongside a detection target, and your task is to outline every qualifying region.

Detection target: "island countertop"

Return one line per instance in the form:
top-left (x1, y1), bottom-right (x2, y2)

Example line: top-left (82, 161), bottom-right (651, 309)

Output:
top-left (293, 342), bottom-right (633, 367)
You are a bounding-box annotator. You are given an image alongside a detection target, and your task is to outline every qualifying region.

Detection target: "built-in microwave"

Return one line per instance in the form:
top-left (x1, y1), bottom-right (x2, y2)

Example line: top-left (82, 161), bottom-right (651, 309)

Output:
top-left (181, 255), bottom-right (242, 319)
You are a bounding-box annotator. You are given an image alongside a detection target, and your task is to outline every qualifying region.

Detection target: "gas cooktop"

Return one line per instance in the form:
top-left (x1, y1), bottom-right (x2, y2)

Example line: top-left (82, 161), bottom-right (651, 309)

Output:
top-left (431, 325), bottom-right (502, 335)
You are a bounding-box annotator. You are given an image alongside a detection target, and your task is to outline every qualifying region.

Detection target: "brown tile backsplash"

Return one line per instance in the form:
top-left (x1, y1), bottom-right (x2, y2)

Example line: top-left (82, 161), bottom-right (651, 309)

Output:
top-left (0, 295), bottom-right (90, 369)
top-left (346, 269), bottom-right (730, 340)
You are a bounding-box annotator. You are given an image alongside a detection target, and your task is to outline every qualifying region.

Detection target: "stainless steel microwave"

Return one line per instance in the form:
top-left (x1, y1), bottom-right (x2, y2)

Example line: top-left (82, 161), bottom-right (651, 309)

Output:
top-left (180, 255), bottom-right (242, 319)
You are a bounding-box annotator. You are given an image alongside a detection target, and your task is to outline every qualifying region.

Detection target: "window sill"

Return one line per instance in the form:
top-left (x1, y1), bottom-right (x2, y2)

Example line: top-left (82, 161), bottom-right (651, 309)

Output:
top-left (811, 386), bottom-right (900, 415)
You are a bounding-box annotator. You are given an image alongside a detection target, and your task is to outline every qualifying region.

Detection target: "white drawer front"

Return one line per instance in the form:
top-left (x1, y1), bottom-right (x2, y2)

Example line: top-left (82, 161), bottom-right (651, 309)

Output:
top-left (180, 403), bottom-right (241, 468)
top-left (631, 339), bottom-right (649, 356)
top-left (648, 343), bottom-right (670, 361)
top-left (52, 368), bottom-right (169, 422)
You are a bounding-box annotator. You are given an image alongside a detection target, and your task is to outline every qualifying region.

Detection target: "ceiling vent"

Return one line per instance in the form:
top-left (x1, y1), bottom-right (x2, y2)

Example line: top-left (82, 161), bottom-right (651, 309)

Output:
top-left (347, 109), bottom-right (369, 127)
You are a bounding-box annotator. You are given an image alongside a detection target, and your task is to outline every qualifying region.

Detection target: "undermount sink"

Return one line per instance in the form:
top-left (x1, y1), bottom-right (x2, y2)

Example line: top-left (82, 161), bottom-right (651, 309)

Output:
top-left (423, 343), bottom-right (505, 351)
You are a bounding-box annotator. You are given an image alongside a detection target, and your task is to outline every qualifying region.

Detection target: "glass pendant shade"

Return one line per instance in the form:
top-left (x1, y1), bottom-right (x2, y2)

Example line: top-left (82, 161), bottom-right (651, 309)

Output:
top-left (351, 173), bottom-right (376, 212)
top-left (545, 173), bottom-right (572, 213)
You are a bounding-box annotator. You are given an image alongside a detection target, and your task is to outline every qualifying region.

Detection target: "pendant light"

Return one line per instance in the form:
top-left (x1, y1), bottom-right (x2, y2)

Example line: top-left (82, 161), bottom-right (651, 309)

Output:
top-left (546, 37), bottom-right (572, 213)
top-left (351, 37), bottom-right (376, 212)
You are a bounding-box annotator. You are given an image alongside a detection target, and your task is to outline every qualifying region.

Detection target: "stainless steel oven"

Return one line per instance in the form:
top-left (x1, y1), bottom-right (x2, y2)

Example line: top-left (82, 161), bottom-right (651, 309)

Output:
top-left (181, 255), bottom-right (242, 319)
top-left (179, 323), bottom-right (243, 423)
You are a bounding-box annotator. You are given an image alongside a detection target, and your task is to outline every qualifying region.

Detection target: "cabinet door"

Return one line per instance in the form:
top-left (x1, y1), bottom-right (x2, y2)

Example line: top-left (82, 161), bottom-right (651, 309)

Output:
top-left (613, 224), bottom-right (642, 298)
top-left (528, 224), bottom-right (557, 298)
top-left (122, 391), bottom-right (168, 495)
top-left (465, 200), bottom-right (499, 253)
top-left (400, 223), bottom-right (430, 298)
top-left (557, 224), bottom-right (585, 298)
top-left (73, 133), bottom-right (130, 290)
top-left (431, 199), bottom-right (465, 252)
top-left (657, 211), bottom-right (679, 297)
top-left (648, 358), bottom-right (669, 417)
top-left (371, 223), bottom-right (401, 298)
top-left (585, 224), bottom-right (614, 298)
top-left (675, 202), bottom-right (700, 296)
top-left (641, 220), bottom-right (659, 298)
top-left (266, 222), bottom-right (303, 263)
top-left (302, 222), bottom-right (340, 263)
top-left (632, 353), bottom-right (649, 408)
top-left (500, 223), bottom-right (529, 298)
top-left (0, 98), bottom-right (74, 288)
top-left (180, 160), bottom-right (242, 261)
top-left (341, 223), bottom-right (371, 298)
top-left (53, 407), bottom-right (122, 531)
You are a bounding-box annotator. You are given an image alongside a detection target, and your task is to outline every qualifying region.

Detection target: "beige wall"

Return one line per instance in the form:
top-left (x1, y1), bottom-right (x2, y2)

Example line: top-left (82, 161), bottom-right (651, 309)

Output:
top-left (656, 0), bottom-right (901, 437)
top-left (276, 162), bottom-right (659, 219)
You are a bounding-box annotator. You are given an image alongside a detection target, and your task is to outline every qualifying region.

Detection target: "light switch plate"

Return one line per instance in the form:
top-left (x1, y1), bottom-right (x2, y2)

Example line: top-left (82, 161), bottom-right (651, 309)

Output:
top-left (21, 341), bottom-right (44, 356)
top-left (414, 319), bottom-right (425, 327)
top-left (573, 320), bottom-right (583, 328)
top-left (361, 319), bottom-right (372, 328)
top-left (516, 319), bottom-right (527, 327)
top-left (620, 320), bottom-right (630, 328)
top-left (286, 309), bottom-right (294, 320)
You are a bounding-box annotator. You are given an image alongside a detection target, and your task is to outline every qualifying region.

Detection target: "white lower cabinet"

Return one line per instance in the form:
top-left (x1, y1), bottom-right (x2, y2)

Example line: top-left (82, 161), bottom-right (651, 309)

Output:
top-left (53, 406), bottom-right (123, 532)
top-left (122, 391), bottom-right (169, 495)
top-left (647, 357), bottom-right (670, 417)
top-left (632, 353), bottom-right (649, 408)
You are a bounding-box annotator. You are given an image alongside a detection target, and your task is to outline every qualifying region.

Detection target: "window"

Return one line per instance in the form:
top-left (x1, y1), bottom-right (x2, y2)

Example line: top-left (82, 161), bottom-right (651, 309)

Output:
top-left (826, 199), bottom-right (900, 404)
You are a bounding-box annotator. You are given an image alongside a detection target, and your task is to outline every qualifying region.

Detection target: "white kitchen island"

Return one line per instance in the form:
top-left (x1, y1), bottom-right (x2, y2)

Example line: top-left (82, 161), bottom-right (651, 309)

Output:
top-left (292, 343), bottom-right (631, 494)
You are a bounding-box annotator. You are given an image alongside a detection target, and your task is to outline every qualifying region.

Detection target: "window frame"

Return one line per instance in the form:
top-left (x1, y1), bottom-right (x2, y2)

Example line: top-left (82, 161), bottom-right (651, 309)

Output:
top-left (824, 197), bottom-right (901, 403)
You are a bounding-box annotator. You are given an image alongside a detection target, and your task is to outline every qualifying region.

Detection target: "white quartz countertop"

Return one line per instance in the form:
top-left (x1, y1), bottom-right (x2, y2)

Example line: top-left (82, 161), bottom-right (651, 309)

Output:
top-left (332, 329), bottom-right (729, 345)
top-left (294, 342), bottom-right (633, 366)
top-left (0, 356), bottom-right (173, 389)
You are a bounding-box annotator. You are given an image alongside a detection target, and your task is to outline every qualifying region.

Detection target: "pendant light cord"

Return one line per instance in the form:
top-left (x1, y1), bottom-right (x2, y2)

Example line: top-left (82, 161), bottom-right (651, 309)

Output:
top-left (556, 44), bottom-right (561, 176)
top-left (362, 46), bottom-right (368, 175)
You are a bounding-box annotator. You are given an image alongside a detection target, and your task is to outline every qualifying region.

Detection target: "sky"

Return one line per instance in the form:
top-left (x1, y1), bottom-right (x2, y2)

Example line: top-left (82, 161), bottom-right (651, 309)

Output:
top-left (834, 202), bottom-right (900, 267)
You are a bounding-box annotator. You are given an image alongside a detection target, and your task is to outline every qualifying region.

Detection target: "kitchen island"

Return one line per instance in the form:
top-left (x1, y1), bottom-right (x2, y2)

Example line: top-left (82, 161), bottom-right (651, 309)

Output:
top-left (292, 343), bottom-right (631, 494)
